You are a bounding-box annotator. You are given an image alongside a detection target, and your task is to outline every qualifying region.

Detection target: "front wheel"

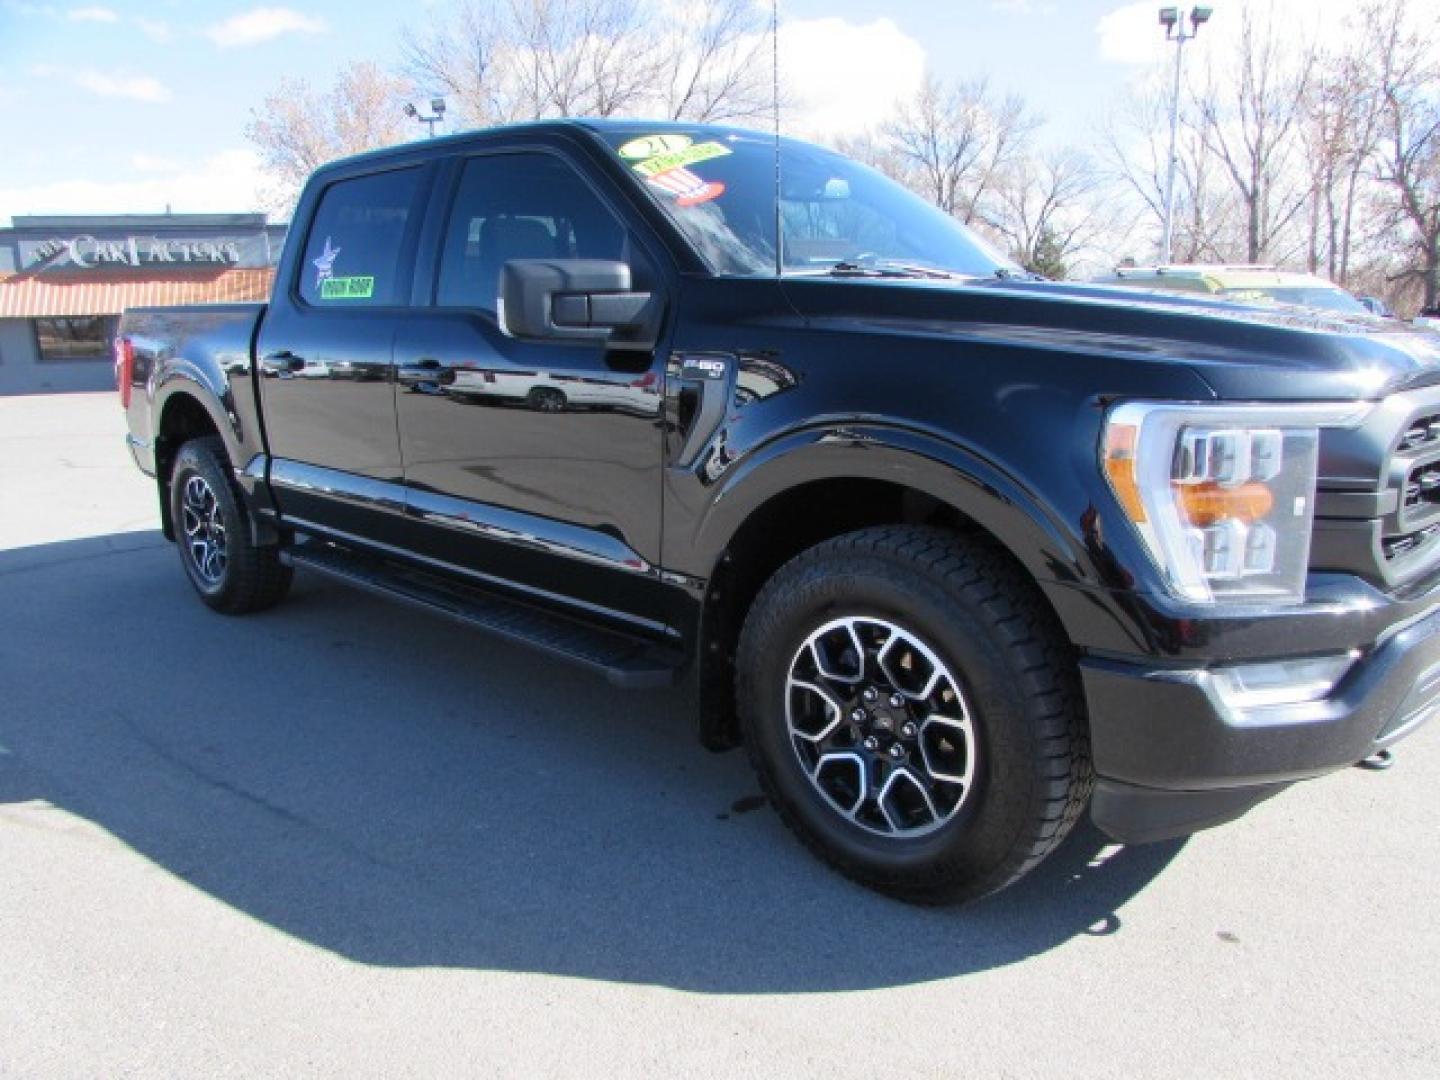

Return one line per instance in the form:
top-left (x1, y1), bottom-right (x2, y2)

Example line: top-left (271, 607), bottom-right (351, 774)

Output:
top-left (170, 436), bottom-right (292, 614)
top-left (736, 526), bottom-right (1091, 904)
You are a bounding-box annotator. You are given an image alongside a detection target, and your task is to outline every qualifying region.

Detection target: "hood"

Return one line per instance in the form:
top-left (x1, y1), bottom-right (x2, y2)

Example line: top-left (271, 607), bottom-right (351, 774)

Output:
top-left (780, 275), bottom-right (1440, 402)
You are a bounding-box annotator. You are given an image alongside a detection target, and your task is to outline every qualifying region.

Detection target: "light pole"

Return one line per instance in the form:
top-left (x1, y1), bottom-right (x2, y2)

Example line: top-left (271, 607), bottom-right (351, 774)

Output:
top-left (1158, 5), bottom-right (1212, 265)
top-left (404, 97), bottom-right (447, 138)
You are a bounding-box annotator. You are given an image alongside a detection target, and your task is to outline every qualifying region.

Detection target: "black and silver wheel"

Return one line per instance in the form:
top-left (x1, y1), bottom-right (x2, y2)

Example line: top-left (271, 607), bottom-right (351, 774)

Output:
top-left (170, 436), bottom-right (292, 614)
top-left (787, 615), bottom-right (977, 837)
top-left (737, 526), bottom-right (1091, 904)
top-left (528, 387), bottom-right (566, 412)
top-left (180, 473), bottom-right (228, 586)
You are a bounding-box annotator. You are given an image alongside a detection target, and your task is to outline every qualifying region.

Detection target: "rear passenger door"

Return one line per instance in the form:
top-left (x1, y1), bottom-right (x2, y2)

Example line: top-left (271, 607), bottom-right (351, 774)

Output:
top-left (392, 149), bottom-right (671, 626)
top-left (257, 163), bottom-right (429, 543)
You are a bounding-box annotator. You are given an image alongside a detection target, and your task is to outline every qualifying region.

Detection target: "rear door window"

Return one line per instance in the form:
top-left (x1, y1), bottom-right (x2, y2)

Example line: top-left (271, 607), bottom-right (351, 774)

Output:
top-left (299, 167), bottom-right (423, 307)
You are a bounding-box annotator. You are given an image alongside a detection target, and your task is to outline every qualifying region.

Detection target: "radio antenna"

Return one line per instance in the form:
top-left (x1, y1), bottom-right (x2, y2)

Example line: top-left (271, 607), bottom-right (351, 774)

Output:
top-left (772, 0), bottom-right (783, 278)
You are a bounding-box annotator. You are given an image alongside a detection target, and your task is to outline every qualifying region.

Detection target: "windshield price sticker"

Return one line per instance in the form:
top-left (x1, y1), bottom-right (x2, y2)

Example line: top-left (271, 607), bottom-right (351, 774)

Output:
top-left (646, 167), bottom-right (726, 207)
top-left (631, 140), bottom-right (731, 178)
top-left (618, 134), bottom-right (693, 160)
top-left (320, 276), bottom-right (376, 300)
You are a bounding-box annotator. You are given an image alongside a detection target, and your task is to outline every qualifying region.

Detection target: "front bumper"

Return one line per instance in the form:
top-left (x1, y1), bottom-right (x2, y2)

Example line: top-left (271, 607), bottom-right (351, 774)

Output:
top-left (1083, 599), bottom-right (1440, 843)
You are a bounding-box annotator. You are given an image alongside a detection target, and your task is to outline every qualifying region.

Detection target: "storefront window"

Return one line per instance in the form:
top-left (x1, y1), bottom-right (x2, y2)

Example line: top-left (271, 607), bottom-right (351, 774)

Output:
top-left (33, 316), bottom-right (116, 362)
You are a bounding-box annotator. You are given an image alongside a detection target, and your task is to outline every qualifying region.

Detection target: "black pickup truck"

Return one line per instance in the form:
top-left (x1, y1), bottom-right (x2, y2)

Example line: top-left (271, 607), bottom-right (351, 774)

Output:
top-left (118, 119), bottom-right (1440, 903)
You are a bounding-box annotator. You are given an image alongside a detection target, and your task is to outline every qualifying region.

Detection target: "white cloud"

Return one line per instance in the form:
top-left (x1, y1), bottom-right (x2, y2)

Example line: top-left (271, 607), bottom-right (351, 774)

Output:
top-left (74, 71), bottom-right (170, 102)
top-left (0, 149), bottom-right (268, 220)
top-left (134, 17), bottom-right (172, 42)
top-left (990, 1), bottom-right (1058, 13)
top-left (204, 6), bottom-right (328, 48)
top-left (68, 5), bottom-right (117, 22)
top-left (31, 64), bottom-right (171, 102)
top-left (779, 17), bottom-right (927, 138)
top-left (130, 153), bottom-right (180, 173)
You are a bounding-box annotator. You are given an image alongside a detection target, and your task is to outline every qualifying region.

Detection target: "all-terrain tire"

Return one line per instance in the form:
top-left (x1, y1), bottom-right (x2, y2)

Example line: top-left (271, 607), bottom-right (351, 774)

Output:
top-left (735, 525), bottom-right (1092, 904)
top-left (170, 436), bottom-right (292, 614)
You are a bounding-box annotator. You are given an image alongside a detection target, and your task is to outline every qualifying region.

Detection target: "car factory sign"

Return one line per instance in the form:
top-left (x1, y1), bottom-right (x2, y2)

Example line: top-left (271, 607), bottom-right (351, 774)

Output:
top-left (21, 233), bottom-right (261, 272)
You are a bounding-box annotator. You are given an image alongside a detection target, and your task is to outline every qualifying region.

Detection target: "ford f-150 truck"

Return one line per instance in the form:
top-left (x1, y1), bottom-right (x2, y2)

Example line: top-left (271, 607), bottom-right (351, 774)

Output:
top-left (118, 120), bottom-right (1440, 904)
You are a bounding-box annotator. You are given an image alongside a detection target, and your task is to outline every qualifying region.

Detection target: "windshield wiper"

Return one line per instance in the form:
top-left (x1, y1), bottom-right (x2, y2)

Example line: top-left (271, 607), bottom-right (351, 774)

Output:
top-left (989, 267), bottom-right (1047, 282)
top-left (823, 259), bottom-right (971, 280)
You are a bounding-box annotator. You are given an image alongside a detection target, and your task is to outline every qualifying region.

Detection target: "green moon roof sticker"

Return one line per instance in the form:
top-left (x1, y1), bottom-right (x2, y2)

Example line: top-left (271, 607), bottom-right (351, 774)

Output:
top-left (630, 140), bottom-right (732, 178)
top-left (618, 133), bottom-right (693, 160)
top-left (320, 275), bottom-right (375, 300)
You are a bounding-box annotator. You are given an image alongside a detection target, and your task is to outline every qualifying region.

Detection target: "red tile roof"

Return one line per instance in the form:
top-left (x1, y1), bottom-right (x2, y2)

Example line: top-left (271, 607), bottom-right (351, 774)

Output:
top-left (0, 269), bottom-right (275, 318)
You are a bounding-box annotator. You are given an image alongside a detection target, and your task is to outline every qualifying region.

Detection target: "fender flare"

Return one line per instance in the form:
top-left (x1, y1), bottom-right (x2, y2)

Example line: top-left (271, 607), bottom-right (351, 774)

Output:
top-left (682, 422), bottom-right (1100, 593)
top-left (151, 365), bottom-right (271, 544)
top-left (152, 364), bottom-right (247, 468)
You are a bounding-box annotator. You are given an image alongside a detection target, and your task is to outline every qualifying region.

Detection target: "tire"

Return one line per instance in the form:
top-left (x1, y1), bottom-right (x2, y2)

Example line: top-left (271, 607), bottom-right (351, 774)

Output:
top-left (528, 387), bottom-right (566, 412)
top-left (736, 526), bottom-right (1092, 905)
top-left (170, 436), bottom-right (292, 614)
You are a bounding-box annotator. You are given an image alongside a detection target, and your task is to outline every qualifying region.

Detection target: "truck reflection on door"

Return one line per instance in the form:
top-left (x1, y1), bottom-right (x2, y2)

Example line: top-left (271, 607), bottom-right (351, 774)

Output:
top-left (401, 362), bottom-right (661, 418)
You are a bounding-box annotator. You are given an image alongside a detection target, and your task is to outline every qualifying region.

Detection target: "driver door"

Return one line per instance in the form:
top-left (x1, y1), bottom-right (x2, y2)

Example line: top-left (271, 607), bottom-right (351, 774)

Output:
top-left (392, 149), bottom-right (672, 628)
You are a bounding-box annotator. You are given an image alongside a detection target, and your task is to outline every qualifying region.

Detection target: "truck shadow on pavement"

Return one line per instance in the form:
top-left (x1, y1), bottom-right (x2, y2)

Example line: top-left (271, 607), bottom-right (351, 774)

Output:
top-left (0, 532), bottom-right (1184, 993)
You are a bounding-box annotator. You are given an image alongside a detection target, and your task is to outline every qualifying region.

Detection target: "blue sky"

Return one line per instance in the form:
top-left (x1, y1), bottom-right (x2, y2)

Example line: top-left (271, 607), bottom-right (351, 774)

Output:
top-left (0, 1), bottom-right (1271, 223)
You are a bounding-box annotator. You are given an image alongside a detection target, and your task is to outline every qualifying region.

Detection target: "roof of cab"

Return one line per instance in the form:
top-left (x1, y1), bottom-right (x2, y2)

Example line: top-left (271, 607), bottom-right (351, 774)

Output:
top-left (309, 117), bottom-right (773, 177)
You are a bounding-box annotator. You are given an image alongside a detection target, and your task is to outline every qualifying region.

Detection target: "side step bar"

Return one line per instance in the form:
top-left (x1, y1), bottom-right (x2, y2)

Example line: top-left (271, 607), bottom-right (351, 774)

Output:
top-left (284, 542), bottom-right (685, 689)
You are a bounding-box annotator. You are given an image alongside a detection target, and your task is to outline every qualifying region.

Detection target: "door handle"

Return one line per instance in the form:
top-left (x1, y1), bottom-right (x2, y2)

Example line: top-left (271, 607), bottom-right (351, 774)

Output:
top-left (261, 351), bottom-right (305, 373)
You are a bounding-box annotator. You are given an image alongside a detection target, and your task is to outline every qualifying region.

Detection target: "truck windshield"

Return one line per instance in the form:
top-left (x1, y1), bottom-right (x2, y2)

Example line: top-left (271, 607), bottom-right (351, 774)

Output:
top-left (597, 128), bottom-right (1017, 279)
top-left (1221, 286), bottom-right (1369, 316)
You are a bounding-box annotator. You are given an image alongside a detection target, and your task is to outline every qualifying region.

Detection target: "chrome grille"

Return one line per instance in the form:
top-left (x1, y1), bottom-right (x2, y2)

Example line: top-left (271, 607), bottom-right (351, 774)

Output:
top-left (1404, 461), bottom-right (1440, 511)
top-left (1314, 386), bottom-right (1440, 588)
top-left (1384, 523), bottom-right (1440, 562)
top-left (1380, 397), bottom-right (1440, 579)
top-left (1400, 413), bottom-right (1440, 452)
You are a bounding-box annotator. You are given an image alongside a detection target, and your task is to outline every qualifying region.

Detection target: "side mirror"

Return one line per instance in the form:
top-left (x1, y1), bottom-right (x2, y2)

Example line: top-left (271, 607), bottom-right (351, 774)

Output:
top-left (499, 259), bottom-right (657, 348)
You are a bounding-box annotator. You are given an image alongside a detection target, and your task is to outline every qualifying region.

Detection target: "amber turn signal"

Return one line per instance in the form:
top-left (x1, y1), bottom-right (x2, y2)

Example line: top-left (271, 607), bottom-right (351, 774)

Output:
top-left (1103, 424), bottom-right (1147, 522)
top-left (1175, 481), bottom-right (1275, 526)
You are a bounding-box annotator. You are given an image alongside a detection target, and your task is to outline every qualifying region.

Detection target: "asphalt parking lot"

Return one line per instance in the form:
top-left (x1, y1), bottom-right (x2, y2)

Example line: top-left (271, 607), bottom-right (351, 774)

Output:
top-left (2, 392), bottom-right (1437, 1078)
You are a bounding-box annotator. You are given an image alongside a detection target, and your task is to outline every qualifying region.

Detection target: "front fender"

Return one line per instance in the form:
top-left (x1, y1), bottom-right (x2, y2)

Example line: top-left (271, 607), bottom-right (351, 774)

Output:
top-left (675, 421), bottom-right (1100, 592)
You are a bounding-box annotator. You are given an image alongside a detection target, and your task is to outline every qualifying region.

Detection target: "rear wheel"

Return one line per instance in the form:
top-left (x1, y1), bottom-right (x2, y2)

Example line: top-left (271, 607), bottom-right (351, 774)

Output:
top-left (736, 526), bottom-right (1091, 904)
top-left (528, 387), bottom-right (566, 412)
top-left (170, 436), bottom-right (292, 614)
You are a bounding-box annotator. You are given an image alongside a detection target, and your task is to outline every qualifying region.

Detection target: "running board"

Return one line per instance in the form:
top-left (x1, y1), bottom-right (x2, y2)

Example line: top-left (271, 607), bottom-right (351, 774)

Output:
top-left (284, 542), bottom-right (685, 689)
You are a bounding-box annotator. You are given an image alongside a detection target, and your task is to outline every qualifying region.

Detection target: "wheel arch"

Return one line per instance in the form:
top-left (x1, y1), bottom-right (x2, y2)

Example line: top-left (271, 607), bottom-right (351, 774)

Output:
top-left (687, 425), bottom-right (1096, 750)
top-left (151, 380), bottom-right (261, 544)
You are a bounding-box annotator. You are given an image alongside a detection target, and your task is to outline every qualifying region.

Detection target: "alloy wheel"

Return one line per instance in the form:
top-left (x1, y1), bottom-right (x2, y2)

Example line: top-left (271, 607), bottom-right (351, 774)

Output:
top-left (785, 616), bottom-right (978, 837)
top-left (180, 474), bottom-right (228, 585)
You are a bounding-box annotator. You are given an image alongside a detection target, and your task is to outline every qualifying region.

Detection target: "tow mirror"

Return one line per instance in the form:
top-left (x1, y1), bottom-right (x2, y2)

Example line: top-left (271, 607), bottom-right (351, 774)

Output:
top-left (499, 259), bottom-right (657, 348)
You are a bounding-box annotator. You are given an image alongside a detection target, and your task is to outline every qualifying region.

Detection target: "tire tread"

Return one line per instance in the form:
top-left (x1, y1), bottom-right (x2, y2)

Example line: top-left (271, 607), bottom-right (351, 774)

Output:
top-left (736, 525), bottom-right (1093, 904)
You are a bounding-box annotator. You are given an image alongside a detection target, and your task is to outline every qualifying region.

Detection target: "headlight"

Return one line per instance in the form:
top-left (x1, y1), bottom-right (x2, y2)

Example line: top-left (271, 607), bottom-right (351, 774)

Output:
top-left (1102, 402), bottom-right (1366, 604)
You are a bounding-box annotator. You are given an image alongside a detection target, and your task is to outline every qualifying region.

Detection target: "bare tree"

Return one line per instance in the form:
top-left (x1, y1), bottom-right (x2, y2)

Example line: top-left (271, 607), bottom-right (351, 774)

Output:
top-left (879, 75), bottom-right (1040, 226)
top-left (657, 0), bottom-right (773, 123)
top-left (986, 149), bottom-right (1111, 277)
top-left (401, 0), bottom-right (772, 127)
top-left (1197, 8), bottom-right (1318, 264)
top-left (1300, 28), bottom-right (1387, 286)
top-left (1365, 0), bottom-right (1440, 310)
top-left (244, 61), bottom-right (413, 211)
top-left (1098, 80), bottom-right (1236, 262)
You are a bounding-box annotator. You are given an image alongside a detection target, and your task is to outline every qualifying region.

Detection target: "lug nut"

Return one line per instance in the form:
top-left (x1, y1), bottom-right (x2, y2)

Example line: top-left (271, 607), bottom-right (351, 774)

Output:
top-left (900, 722), bottom-right (918, 739)
top-left (888, 744), bottom-right (906, 760)
top-left (863, 736), bottom-right (880, 751)
top-left (850, 708), bottom-right (867, 724)
top-left (861, 687), bottom-right (878, 703)
top-left (889, 693), bottom-right (905, 708)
